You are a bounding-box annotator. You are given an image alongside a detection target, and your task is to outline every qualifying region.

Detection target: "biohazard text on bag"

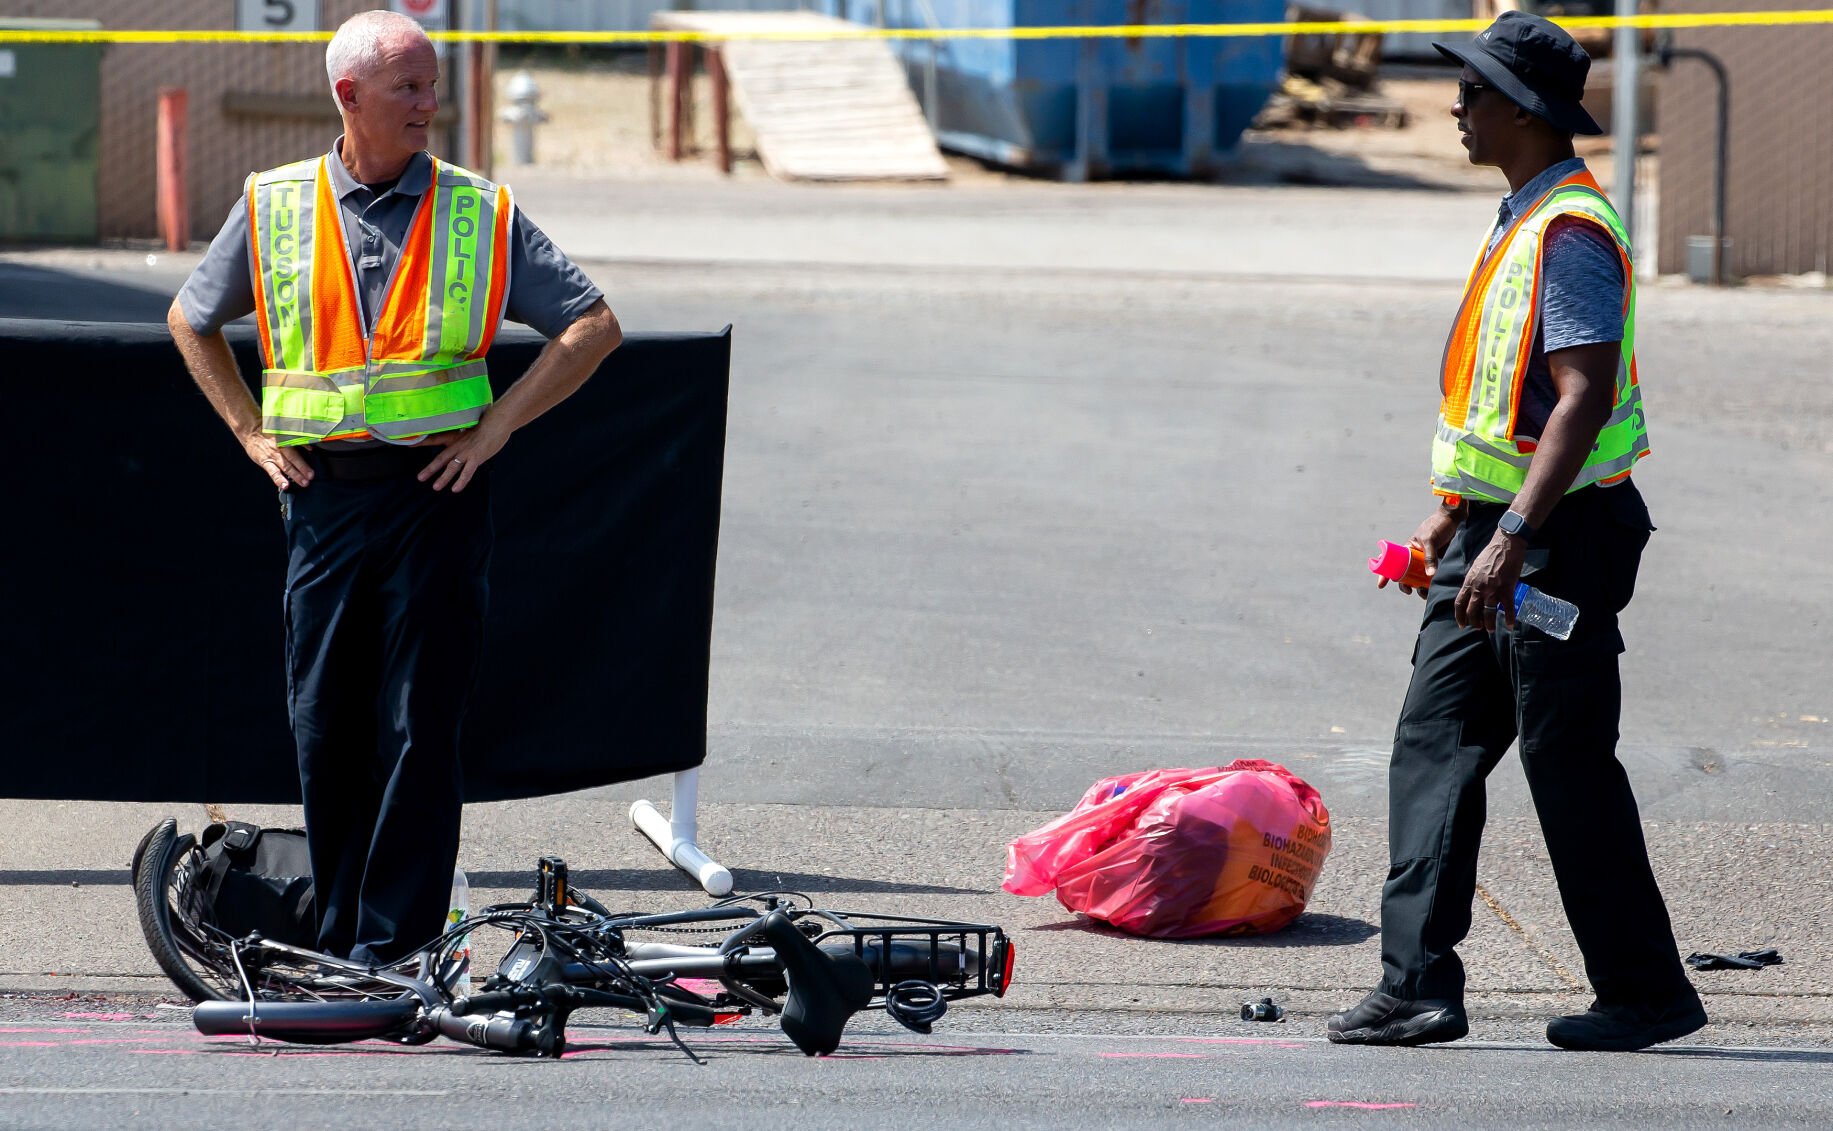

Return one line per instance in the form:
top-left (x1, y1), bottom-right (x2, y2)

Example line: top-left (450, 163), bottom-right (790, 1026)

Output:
top-left (1002, 760), bottom-right (1332, 939)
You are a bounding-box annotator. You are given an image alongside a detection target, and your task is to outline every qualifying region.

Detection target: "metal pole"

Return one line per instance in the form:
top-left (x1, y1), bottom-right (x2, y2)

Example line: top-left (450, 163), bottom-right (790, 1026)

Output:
top-left (708, 45), bottom-right (731, 174)
top-left (481, 0), bottom-right (498, 178)
top-left (454, 1), bottom-right (471, 166)
top-left (1610, 0), bottom-right (1639, 247)
top-left (1663, 46), bottom-right (1731, 285)
top-left (155, 87), bottom-right (189, 252)
top-left (465, 0), bottom-right (497, 176)
top-left (666, 41), bottom-right (688, 162)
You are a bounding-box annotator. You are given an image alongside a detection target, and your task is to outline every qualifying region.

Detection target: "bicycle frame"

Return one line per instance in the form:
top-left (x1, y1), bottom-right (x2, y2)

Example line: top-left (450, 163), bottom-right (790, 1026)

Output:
top-left (187, 858), bottom-right (1015, 1060)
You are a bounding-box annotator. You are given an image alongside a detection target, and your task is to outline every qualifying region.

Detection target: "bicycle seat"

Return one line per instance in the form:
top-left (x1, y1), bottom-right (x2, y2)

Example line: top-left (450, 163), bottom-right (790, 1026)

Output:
top-left (756, 911), bottom-right (873, 1056)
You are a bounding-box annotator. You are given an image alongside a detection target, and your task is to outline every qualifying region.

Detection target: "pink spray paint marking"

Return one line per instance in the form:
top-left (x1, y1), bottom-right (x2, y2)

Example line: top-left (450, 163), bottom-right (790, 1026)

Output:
top-left (62, 1012), bottom-right (139, 1021)
top-left (1306, 1101), bottom-right (1419, 1110)
top-left (0, 1041), bottom-right (64, 1047)
top-left (131, 1049), bottom-right (200, 1056)
top-left (1099, 1052), bottom-right (1206, 1059)
top-left (1178, 1036), bottom-right (1307, 1050)
top-left (1181, 1098), bottom-right (1215, 1104)
top-left (221, 1050), bottom-right (401, 1059)
top-left (64, 1038), bottom-right (167, 1046)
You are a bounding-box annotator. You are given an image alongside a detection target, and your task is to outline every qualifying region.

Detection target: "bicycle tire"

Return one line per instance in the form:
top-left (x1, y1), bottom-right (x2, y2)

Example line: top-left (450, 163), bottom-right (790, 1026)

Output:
top-left (134, 819), bottom-right (240, 1003)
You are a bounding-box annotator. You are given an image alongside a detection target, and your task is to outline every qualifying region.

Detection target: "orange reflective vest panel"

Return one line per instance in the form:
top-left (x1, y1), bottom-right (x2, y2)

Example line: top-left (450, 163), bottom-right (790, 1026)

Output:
top-left (246, 155), bottom-right (513, 445)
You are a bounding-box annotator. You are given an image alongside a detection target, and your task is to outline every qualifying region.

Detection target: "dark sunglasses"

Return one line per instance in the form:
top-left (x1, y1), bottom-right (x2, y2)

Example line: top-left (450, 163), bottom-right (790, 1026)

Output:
top-left (1458, 78), bottom-right (1491, 107)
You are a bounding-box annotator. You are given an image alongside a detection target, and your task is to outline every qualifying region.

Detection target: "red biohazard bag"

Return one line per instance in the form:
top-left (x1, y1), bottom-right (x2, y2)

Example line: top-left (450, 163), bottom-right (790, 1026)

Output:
top-left (1002, 760), bottom-right (1331, 939)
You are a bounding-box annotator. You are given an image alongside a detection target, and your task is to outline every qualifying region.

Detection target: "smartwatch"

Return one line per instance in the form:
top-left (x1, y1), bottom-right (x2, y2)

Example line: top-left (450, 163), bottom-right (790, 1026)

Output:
top-left (1497, 510), bottom-right (1535, 540)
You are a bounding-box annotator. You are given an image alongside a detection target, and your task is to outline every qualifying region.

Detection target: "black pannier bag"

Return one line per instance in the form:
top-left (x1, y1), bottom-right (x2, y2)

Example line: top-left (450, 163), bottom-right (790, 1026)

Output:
top-left (196, 821), bottom-right (317, 948)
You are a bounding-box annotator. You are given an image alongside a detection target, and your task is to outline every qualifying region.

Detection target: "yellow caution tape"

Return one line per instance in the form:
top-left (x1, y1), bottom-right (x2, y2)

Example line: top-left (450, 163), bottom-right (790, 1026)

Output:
top-left (1, 11), bottom-right (1832, 45)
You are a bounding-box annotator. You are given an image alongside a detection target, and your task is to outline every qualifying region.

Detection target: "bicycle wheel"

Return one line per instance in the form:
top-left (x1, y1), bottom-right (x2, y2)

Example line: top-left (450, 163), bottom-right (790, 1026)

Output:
top-left (133, 818), bottom-right (241, 1002)
top-left (135, 820), bottom-right (419, 1005)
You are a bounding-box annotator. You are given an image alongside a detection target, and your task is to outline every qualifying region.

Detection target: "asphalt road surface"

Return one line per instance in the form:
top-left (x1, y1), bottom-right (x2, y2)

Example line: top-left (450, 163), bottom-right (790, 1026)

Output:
top-left (3, 174), bottom-right (1831, 1128)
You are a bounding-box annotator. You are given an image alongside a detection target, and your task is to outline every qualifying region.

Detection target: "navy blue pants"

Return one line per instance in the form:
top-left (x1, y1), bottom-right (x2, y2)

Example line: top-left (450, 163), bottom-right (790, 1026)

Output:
top-left (1379, 482), bottom-right (1692, 1007)
top-left (281, 448), bottom-right (491, 965)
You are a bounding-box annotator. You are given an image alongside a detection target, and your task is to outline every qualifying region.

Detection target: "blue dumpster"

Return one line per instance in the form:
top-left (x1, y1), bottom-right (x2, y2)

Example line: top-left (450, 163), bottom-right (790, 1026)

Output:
top-left (825, 0), bottom-right (1286, 179)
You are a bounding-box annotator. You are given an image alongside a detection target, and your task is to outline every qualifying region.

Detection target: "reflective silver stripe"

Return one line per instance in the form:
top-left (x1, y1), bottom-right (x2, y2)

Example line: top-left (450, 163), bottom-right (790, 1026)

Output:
top-left (1574, 447), bottom-right (1645, 486)
top-left (498, 188), bottom-right (515, 329)
top-left (1462, 241), bottom-right (1538, 433)
top-left (255, 158), bottom-right (319, 186)
top-left (422, 161), bottom-right (447, 357)
top-left (1606, 380), bottom-right (1645, 430)
top-left (261, 415), bottom-right (335, 440)
top-left (432, 185), bottom-right (480, 360)
top-left (324, 379), bottom-right (367, 438)
top-left (1430, 468), bottom-right (1507, 502)
top-left (461, 185), bottom-right (502, 351)
top-left (1435, 420), bottom-right (1533, 468)
top-left (251, 161), bottom-right (324, 372)
top-left (295, 173), bottom-right (317, 369)
top-left (426, 162), bottom-right (506, 362)
top-left (367, 358), bottom-right (489, 390)
top-left (1435, 480), bottom-right (1502, 502)
top-left (252, 174), bottom-right (313, 372)
top-left (264, 367), bottom-right (357, 392)
top-left (368, 405), bottom-right (489, 439)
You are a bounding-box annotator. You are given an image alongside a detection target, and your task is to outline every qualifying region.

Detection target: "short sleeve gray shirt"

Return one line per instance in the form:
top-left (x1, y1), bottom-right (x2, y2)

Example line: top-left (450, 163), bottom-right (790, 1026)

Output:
top-left (177, 140), bottom-right (602, 341)
top-left (1483, 157), bottom-right (1628, 438)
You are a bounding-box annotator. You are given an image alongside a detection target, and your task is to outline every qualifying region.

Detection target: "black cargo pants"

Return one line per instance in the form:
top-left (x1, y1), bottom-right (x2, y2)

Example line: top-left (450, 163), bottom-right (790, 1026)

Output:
top-left (1379, 481), bottom-right (1692, 1007)
top-left (281, 445), bottom-right (491, 966)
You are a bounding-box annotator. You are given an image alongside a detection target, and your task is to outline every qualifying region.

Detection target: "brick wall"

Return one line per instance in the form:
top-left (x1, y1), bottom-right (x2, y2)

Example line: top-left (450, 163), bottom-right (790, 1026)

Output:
top-left (2, 1), bottom-right (457, 240)
top-left (1658, 0), bottom-right (1833, 278)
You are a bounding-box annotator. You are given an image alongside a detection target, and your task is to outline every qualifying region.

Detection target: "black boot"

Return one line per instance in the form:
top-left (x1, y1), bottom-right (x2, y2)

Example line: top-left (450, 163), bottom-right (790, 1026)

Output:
top-left (1546, 992), bottom-right (1707, 1051)
top-left (1327, 990), bottom-right (1468, 1046)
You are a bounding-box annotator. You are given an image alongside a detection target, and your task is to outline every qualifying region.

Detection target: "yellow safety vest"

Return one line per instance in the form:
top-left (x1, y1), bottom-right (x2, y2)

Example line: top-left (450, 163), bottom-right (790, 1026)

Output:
top-left (245, 154), bottom-right (512, 446)
top-left (1431, 169), bottom-right (1649, 504)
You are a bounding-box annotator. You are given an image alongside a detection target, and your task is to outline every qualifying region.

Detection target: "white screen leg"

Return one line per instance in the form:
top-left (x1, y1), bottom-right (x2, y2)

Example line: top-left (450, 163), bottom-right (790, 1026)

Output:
top-left (630, 767), bottom-right (733, 896)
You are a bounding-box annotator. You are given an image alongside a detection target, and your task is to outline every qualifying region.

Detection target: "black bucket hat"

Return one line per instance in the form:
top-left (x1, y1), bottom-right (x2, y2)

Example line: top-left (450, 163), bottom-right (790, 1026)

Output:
top-left (1434, 10), bottom-right (1603, 136)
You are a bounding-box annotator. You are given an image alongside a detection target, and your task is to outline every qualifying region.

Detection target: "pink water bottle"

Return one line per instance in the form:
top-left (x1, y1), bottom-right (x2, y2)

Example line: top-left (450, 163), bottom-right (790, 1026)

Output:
top-left (1369, 540), bottom-right (1433, 589)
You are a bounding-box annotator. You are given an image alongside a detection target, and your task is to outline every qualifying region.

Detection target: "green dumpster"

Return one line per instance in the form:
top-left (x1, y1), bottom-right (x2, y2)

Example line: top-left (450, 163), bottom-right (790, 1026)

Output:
top-left (0, 19), bottom-right (102, 243)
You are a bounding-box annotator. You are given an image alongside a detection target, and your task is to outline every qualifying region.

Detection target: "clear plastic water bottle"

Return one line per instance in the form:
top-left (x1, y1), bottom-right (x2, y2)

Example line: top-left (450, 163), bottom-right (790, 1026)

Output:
top-left (447, 867), bottom-right (472, 997)
top-left (1512, 582), bottom-right (1579, 640)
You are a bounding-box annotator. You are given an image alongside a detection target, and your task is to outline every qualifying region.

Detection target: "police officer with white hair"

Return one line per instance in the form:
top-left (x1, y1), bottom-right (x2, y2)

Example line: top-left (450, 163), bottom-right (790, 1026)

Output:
top-left (168, 9), bottom-right (621, 966)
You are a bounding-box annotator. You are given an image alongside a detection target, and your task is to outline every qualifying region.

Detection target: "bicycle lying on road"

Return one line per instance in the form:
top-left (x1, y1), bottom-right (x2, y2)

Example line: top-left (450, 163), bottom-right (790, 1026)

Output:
top-left (131, 818), bottom-right (1015, 1058)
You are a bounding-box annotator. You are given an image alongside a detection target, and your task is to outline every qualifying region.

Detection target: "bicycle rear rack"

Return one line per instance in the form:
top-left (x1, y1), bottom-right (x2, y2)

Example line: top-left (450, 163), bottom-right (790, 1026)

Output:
top-left (809, 912), bottom-right (1014, 1001)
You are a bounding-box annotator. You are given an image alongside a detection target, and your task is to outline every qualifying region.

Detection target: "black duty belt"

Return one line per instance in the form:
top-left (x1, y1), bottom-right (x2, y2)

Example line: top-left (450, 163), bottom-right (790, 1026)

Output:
top-left (310, 443), bottom-right (431, 482)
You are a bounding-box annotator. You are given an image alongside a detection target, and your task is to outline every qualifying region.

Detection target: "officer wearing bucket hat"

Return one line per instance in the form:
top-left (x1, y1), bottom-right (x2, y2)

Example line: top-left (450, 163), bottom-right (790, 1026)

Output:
top-left (1328, 12), bottom-right (1706, 1052)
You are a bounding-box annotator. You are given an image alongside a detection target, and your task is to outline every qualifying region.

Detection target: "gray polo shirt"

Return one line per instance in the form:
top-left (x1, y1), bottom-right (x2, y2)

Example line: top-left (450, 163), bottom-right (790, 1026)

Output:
top-left (1482, 157), bottom-right (1629, 440)
top-left (178, 141), bottom-right (602, 342)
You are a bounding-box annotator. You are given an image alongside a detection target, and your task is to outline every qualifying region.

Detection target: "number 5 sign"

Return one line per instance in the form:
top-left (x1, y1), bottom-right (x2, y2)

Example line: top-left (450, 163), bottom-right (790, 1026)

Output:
top-left (236, 0), bottom-right (319, 32)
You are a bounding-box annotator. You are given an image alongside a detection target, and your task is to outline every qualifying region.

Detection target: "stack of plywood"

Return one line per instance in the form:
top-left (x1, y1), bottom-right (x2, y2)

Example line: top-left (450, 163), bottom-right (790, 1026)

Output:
top-left (652, 10), bottom-right (948, 181)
